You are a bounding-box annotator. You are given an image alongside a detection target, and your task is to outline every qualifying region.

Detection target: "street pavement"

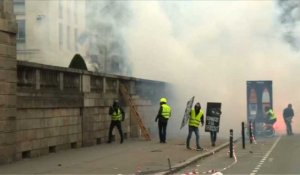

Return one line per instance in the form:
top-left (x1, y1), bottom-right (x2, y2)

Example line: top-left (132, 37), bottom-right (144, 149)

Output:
top-left (178, 134), bottom-right (300, 175)
top-left (0, 135), bottom-right (228, 174)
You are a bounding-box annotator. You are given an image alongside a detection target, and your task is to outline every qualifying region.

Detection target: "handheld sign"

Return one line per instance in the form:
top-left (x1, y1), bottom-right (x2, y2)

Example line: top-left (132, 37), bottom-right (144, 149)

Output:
top-left (180, 96), bottom-right (194, 129)
top-left (205, 102), bottom-right (222, 132)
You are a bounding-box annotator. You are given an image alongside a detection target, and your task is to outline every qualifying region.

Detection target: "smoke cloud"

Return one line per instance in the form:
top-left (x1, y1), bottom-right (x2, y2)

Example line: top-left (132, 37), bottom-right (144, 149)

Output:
top-left (124, 1), bottom-right (300, 138)
top-left (278, 0), bottom-right (300, 50)
top-left (82, 1), bottom-right (132, 75)
top-left (17, 1), bottom-right (300, 139)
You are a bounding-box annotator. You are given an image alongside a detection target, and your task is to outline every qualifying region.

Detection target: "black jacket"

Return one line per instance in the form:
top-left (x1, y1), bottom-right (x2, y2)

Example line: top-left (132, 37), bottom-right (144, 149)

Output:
top-left (283, 107), bottom-right (294, 119)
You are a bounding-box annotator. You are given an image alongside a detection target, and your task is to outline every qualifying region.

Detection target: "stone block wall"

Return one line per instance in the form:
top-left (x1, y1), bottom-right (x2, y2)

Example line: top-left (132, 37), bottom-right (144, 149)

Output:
top-left (16, 63), bottom-right (84, 160)
top-left (5, 61), bottom-right (166, 163)
top-left (15, 108), bottom-right (82, 159)
top-left (0, 0), bottom-right (17, 164)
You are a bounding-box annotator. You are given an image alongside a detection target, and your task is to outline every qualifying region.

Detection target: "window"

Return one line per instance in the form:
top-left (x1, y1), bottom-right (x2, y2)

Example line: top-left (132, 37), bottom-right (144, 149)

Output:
top-left (59, 0), bottom-right (63, 19)
top-left (59, 23), bottom-right (63, 49)
top-left (13, 0), bottom-right (25, 14)
top-left (74, 0), bottom-right (78, 24)
top-left (66, 2), bottom-right (70, 23)
top-left (17, 20), bottom-right (25, 42)
top-left (74, 28), bottom-right (78, 51)
top-left (67, 26), bottom-right (71, 50)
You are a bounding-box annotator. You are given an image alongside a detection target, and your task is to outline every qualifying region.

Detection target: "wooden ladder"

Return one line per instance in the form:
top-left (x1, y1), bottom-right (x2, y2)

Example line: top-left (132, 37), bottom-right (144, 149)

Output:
top-left (119, 83), bottom-right (151, 141)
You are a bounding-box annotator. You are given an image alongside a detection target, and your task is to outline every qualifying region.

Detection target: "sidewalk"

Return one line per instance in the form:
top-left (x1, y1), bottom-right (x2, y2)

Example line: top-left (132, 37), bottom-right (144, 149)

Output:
top-left (0, 136), bottom-right (229, 174)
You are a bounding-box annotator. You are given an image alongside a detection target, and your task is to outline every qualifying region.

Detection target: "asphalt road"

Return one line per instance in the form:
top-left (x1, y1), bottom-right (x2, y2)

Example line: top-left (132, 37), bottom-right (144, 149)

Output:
top-left (178, 134), bottom-right (300, 175)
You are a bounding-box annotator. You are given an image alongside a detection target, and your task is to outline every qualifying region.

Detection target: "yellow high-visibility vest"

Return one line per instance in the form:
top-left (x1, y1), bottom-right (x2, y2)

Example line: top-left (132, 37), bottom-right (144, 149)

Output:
top-left (161, 104), bottom-right (172, 119)
top-left (112, 108), bottom-right (122, 121)
top-left (189, 109), bottom-right (204, 127)
top-left (267, 109), bottom-right (276, 120)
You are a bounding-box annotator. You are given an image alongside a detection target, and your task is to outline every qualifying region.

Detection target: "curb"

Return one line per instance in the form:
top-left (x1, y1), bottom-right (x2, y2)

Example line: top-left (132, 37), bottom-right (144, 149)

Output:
top-left (155, 138), bottom-right (240, 175)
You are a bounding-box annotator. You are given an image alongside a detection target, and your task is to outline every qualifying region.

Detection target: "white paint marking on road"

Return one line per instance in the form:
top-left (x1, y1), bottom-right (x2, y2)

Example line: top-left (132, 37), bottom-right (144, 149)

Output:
top-left (250, 173), bottom-right (256, 175)
top-left (252, 155), bottom-right (264, 158)
top-left (250, 136), bottom-right (281, 175)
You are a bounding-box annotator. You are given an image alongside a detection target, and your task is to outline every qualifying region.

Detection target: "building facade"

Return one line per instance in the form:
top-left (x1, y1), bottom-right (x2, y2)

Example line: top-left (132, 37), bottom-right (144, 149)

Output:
top-left (14, 0), bottom-right (86, 67)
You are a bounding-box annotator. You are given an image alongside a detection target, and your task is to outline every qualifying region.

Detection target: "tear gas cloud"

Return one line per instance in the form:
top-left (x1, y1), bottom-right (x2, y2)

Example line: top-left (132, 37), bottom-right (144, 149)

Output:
top-left (19, 1), bottom-right (300, 139)
top-left (124, 1), bottom-right (300, 138)
top-left (82, 1), bottom-right (132, 75)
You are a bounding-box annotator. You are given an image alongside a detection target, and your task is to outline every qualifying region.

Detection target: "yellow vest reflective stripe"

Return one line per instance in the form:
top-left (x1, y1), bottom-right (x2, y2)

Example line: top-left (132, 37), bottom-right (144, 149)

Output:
top-left (112, 109), bottom-right (122, 121)
top-left (161, 104), bottom-right (172, 119)
top-left (268, 109), bottom-right (277, 120)
top-left (189, 109), bottom-right (204, 127)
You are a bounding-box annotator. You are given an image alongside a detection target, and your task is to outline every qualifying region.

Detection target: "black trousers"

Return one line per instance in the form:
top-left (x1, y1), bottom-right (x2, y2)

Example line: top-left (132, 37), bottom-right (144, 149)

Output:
top-left (284, 118), bottom-right (293, 135)
top-left (108, 120), bottom-right (123, 143)
top-left (158, 120), bottom-right (168, 143)
top-left (210, 131), bottom-right (217, 144)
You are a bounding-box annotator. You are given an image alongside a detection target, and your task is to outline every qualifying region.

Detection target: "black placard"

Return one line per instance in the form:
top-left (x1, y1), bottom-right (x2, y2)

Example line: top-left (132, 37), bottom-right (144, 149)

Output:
top-left (205, 102), bottom-right (222, 132)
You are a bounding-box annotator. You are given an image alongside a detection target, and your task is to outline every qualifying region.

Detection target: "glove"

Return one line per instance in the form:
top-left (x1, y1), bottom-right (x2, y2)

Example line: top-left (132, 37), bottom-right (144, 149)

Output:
top-left (155, 118), bottom-right (158, 122)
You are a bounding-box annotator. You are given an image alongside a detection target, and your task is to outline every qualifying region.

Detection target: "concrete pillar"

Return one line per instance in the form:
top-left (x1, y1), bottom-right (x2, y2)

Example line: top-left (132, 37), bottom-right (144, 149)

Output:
top-left (103, 77), bottom-right (107, 93)
top-left (116, 79), bottom-right (119, 94)
top-left (0, 0), bottom-right (17, 164)
top-left (36, 70), bottom-right (40, 90)
top-left (129, 81), bottom-right (136, 95)
top-left (59, 72), bottom-right (63, 91)
top-left (81, 74), bottom-right (92, 146)
top-left (82, 75), bottom-right (91, 93)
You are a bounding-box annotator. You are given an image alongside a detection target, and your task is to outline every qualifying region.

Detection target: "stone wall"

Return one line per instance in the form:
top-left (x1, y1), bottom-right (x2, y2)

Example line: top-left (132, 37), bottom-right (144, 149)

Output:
top-left (0, 0), bottom-right (17, 164)
top-left (12, 61), bottom-right (166, 162)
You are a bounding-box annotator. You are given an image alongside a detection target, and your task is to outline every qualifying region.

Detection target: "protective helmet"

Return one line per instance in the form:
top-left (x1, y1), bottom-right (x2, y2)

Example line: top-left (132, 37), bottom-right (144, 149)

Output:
top-left (160, 97), bottom-right (167, 103)
top-left (113, 100), bottom-right (119, 106)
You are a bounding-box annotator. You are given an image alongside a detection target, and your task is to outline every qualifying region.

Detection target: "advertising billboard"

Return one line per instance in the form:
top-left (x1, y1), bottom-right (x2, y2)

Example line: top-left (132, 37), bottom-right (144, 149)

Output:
top-left (246, 81), bottom-right (273, 134)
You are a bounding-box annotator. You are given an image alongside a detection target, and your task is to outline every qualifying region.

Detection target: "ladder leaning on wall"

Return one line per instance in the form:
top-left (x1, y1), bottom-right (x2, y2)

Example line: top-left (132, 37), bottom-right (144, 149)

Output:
top-left (119, 83), bottom-right (151, 141)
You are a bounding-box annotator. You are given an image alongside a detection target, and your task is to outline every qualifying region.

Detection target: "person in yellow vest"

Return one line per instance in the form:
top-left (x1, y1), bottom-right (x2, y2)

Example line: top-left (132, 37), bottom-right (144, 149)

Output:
top-left (107, 100), bottom-right (125, 144)
top-left (155, 97), bottom-right (172, 143)
top-left (264, 106), bottom-right (277, 126)
top-left (186, 102), bottom-right (204, 150)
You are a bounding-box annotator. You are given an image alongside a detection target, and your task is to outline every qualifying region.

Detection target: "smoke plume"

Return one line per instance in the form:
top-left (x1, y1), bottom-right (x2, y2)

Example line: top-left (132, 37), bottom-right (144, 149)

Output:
top-left (81, 1), bottom-right (132, 75)
top-left (125, 1), bottom-right (300, 138)
top-left (278, 0), bottom-right (300, 50)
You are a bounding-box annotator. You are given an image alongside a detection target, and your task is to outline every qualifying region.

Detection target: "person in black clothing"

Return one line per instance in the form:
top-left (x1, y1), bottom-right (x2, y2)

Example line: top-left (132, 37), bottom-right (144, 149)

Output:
top-left (155, 97), bottom-right (172, 143)
top-left (283, 104), bottom-right (294, 135)
top-left (210, 108), bottom-right (222, 147)
top-left (107, 100), bottom-right (125, 143)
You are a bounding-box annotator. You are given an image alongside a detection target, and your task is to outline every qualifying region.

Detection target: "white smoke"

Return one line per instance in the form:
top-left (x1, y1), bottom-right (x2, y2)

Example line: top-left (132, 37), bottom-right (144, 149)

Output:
top-left (82, 1), bottom-right (132, 75)
top-left (125, 1), bottom-right (300, 138)
top-left (278, 0), bottom-right (300, 50)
